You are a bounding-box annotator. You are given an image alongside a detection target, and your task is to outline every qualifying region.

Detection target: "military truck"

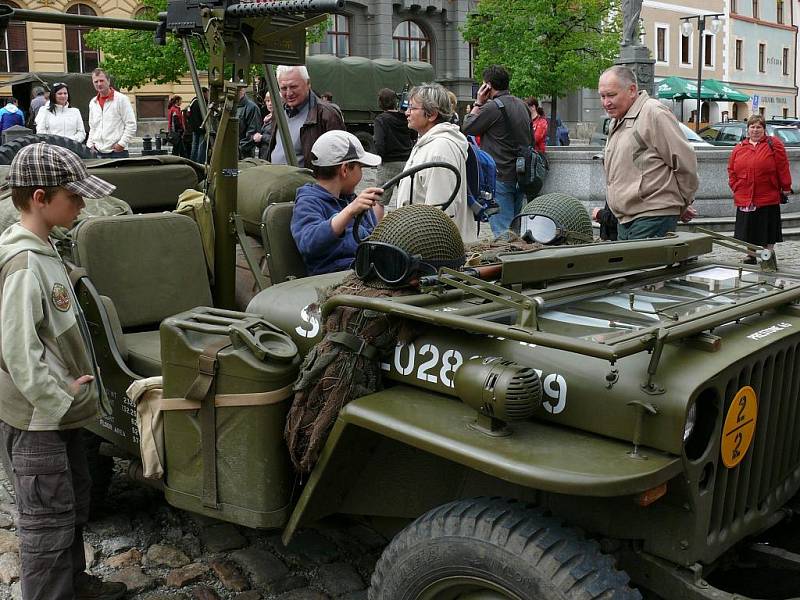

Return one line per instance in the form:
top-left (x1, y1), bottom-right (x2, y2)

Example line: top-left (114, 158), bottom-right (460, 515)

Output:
top-left (1, 3), bottom-right (800, 599)
top-left (306, 54), bottom-right (433, 152)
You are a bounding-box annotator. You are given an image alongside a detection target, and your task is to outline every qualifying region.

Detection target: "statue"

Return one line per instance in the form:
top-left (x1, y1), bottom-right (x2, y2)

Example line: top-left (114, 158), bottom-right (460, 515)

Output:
top-left (621, 0), bottom-right (643, 47)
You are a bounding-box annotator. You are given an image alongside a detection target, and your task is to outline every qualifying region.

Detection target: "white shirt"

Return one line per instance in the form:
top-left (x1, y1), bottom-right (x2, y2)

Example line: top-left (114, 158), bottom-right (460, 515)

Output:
top-left (34, 103), bottom-right (86, 143)
top-left (87, 90), bottom-right (136, 153)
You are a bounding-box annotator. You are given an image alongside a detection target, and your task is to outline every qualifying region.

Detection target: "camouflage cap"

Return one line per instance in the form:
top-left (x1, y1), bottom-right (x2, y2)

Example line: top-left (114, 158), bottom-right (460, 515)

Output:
top-left (7, 143), bottom-right (116, 199)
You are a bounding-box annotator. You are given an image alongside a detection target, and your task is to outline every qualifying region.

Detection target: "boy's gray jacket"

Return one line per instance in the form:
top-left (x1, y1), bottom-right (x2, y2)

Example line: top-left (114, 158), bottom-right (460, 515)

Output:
top-left (0, 224), bottom-right (98, 430)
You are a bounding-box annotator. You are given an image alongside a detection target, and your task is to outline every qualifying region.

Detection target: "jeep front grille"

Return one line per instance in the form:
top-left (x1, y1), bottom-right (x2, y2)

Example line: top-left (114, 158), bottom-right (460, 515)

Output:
top-left (707, 336), bottom-right (800, 541)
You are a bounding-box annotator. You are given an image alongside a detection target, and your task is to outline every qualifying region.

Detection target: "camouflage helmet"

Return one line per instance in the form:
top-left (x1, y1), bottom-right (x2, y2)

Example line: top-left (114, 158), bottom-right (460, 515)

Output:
top-left (516, 192), bottom-right (594, 245)
top-left (368, 204), bottom-right (465, 263)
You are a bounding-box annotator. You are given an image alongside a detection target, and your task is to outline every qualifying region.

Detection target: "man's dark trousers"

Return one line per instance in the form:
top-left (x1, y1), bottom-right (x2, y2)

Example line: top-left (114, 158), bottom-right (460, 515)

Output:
top-left (0, 423), bottom-right (90, 600)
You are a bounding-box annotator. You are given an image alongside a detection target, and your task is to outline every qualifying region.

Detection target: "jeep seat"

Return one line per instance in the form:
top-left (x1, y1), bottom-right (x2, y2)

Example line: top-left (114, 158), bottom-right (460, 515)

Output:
top-left (73, 213), bottom-right (212, 377)
top-left (261, 202), bottom-right (307, 284)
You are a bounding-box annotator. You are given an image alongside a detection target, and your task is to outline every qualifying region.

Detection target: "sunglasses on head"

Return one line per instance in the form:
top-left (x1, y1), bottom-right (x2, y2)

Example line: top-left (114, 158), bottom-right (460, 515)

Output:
top-left (354, 241), bottom-right (463, 286)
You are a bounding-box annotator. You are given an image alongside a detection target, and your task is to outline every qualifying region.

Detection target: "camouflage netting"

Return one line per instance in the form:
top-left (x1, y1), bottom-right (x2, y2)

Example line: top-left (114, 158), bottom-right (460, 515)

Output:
top-left (285, 274), bottom-right (419, 473)
top-left (518, 192), bottom-right (594, 244)
top-left (0, 193), bottom-right (132, 237)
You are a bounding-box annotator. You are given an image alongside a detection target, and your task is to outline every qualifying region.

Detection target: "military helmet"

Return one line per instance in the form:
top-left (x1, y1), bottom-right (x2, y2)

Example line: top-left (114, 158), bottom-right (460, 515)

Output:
top-left (356, 204), bottom-right (466, 286)
top-left (516, 192), bottom-right (594, 245)
top-left (369, 204), bottom-right (465, 262)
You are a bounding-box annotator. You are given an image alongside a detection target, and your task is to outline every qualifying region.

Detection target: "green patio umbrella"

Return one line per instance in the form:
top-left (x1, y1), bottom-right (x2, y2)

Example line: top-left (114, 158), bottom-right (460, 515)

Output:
top-left (702, 79), bottom-right (750, 102)
top-left (656, 76), bottom-right (695, 100)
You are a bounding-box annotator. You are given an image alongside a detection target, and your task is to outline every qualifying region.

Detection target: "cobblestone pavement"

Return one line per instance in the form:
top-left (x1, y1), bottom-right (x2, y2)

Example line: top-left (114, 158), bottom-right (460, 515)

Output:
top-left (0, 461), bottom-right (385, 600)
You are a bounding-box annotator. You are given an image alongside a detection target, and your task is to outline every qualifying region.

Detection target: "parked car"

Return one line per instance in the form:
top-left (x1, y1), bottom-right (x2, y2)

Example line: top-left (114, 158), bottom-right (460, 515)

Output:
top-left (766, 117), bottom-right (800, 128)
top-left (699, 121), bottom-right (800, 146)
top-left (591, 118), bottom-right (712, 147)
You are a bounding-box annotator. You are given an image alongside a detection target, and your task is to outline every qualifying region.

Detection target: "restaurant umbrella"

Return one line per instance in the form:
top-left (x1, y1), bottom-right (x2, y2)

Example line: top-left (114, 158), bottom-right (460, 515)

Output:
top-left (702, 79), bottom-right (750, 102)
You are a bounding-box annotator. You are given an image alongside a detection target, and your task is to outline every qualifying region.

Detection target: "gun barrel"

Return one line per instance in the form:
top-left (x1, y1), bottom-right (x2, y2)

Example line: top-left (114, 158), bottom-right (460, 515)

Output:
top-left (225, 0), bottom-right (344, 18)
top-left (0, 7), bottom-right (158, 30)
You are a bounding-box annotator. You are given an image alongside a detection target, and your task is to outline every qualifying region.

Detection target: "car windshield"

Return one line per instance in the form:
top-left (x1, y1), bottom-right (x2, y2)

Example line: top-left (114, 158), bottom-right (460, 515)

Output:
top-left (680, 123), bottom-right (704, 142)
top-left (770, 126), bottom-right (800, 144)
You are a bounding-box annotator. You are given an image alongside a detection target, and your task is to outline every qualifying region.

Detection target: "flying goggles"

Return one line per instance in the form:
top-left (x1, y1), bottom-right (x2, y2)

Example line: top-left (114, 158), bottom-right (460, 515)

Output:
top-left (517, 214), bottom-right (593, 245)
top-left (354, 241), bottom-right (465, 286)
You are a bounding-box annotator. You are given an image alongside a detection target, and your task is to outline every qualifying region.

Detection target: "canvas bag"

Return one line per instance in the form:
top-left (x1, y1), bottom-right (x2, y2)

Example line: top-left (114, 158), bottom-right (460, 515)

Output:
top-left (128, 377), bottom-right (166, 480)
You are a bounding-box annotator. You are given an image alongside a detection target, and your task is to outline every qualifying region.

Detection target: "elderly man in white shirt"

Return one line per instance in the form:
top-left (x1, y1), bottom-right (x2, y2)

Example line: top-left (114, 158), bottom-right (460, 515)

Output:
top-left (87, 68), bottom-right (136, 158)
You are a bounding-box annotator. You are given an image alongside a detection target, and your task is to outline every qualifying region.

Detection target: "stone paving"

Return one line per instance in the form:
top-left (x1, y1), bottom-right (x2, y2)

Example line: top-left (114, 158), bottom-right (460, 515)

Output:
top-left (0, 461), bottom-right (385, 600)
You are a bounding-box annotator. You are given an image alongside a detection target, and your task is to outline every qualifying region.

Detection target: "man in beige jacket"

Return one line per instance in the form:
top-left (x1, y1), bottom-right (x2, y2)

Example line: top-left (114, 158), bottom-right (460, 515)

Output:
top-left (599, 66), bottom-right (698, 240)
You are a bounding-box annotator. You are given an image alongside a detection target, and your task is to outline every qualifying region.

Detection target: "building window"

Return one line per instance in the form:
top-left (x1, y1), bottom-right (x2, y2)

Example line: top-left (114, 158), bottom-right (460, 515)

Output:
top-left (783, 47), bottom-right (790, 75)
top-left (136, 96), bottom-right (167, 119)
top-left (703, 34), bottom-right (713, 67)
top-left (680, 33), bottom-right (691, 65)
top-left (735, 39), bottom-right (743, 69)
top-left (759, 106), bottom-right (766, 117)
top-left (468, 42), bottom-right (477, 80)
top-left (731, 0), bottom-right (737, 12)
top-left (66, 4), bottom-right (100, 73)
top-left (393, 21), bottom-right (430, 63)
top-left (752, 0), bottom-right (759, 19)
top-left (324, 14), bottom-right (350, 57)
top-left (732, 103), bottom-right (739, 120)
top-left (758, 43), bottom-right (766, 72)
top-left (777, 0), bottom-right (784, 24)
top-left (0, 1), bottom-right (28, 73)
top-left (655, 26), bottom-right (667, 63)
top-left (784, 107), bottom-right (789, 118)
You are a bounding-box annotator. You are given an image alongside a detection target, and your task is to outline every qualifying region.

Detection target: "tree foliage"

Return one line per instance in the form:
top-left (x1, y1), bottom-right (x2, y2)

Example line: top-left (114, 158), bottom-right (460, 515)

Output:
top-left (462, 0), bottom-right (621, 105)
top-left (84, 0), bottom-right (329, 90)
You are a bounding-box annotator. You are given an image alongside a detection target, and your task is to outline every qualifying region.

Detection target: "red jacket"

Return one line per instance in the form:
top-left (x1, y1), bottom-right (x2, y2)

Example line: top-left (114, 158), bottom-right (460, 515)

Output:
top-left (168, 104), bottom-right (185, 133)
top-left (532, 116), bottom-right (548, 154)
top-left (728, 135), bottom-right (792, 208)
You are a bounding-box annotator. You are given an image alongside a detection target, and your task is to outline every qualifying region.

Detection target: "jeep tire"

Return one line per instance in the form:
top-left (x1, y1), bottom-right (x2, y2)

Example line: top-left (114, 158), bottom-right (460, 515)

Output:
top-left (369, 497), bottom-right (642, 600)
top-left (0, 134), bottom-right (95, 165)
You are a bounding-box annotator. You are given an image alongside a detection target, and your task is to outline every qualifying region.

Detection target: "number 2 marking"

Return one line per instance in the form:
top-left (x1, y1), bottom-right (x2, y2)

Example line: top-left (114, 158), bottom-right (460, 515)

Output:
top-left (416, 344), bottom-right (440, 383)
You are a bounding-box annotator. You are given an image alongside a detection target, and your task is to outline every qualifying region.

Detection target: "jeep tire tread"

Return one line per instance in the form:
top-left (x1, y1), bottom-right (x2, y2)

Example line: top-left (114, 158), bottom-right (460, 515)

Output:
top-left (0, 134), bottom-right (95, 165)
top-left (369, 497), bottom-right (642, 600)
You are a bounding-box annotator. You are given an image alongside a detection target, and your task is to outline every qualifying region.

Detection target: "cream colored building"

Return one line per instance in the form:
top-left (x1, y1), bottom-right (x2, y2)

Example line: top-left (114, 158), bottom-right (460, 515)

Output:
top-left (0, 0), bottom-right (197, 130)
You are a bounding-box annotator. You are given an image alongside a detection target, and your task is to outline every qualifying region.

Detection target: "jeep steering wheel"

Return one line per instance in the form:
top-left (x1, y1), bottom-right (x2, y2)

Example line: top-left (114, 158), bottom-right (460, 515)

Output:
top-left (352, 161), bottom-right (461, 244)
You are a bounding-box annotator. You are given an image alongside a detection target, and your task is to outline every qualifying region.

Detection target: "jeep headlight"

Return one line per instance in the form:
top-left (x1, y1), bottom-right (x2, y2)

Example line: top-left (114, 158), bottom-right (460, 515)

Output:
top-left (683, 402), bottom-right (697, 442)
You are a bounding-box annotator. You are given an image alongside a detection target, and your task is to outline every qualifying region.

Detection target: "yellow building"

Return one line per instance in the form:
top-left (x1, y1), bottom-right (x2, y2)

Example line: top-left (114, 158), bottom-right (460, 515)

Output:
top-left (0, 0), bottom-right (198, 131)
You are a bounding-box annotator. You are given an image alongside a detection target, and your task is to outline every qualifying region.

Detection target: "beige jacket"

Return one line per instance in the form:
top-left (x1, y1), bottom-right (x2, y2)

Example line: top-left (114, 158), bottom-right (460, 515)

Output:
top-left (604, 92), bottom-right (698, 224)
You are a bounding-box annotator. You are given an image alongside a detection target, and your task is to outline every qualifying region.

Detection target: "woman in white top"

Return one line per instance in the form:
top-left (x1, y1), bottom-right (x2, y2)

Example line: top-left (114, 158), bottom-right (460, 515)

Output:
top-left (34, 82), bottom-right (86, 143)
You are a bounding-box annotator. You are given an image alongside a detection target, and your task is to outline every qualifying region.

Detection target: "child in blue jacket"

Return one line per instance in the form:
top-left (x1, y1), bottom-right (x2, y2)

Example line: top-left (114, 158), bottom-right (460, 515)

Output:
top-left (291, 130), bottom-right (384, 275)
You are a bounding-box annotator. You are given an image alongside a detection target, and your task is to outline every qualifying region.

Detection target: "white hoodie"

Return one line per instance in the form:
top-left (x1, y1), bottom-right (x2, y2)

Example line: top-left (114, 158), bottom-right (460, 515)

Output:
top-left (394, 122), bottom-right (476, 243)
top-left (34, 102), bottom-right (86, 143)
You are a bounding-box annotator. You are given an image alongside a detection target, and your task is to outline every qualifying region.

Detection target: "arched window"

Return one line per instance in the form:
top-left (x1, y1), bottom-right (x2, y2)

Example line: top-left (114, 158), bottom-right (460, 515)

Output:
top-left (66, 4), bottom-right (100, 73)
top-left (393, 21), bottom-right (430, 63)
top-left (0, 1), bottom-right (28, 73)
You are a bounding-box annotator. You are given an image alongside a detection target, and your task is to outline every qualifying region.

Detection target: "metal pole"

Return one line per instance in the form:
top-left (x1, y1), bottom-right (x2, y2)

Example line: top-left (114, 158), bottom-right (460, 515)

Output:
top-left (263, 64), bottom-right (298, 167)
top-left (696, 16), bottom-right (704, 132)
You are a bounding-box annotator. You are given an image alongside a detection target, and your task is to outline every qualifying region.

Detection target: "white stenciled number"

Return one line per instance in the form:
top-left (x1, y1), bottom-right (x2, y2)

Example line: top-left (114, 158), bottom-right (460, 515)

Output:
top-left (542, 374), bottom-right (567, 414)
top-left (439, 349), bottom-right (463, 388)
top-left (394, 342), bottom-right (416, 376)
top-left (416, 344), bottom-right (440, 383)
top-left (295, 305), bottom-right (320, 338)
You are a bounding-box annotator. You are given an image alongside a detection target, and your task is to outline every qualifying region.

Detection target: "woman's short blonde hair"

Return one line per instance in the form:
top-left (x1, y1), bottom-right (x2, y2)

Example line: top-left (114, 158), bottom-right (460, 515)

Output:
top-left (746, 114), bottom-right (766, 128)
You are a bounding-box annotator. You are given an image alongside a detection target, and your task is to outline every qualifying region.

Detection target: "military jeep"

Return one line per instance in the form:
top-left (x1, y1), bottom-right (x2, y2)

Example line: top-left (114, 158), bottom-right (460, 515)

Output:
top-left (3, 2), bottom-right (800, 599)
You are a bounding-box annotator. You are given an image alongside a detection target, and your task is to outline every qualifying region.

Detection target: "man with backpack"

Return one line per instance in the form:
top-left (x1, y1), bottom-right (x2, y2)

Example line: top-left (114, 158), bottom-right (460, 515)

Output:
top-left (463, 65), bottom-right (532, 236)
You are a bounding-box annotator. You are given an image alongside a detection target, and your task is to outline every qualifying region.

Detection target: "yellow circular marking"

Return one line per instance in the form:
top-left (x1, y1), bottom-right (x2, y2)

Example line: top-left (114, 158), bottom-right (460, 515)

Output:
top-left (721, 386), bottom-right (758, 468)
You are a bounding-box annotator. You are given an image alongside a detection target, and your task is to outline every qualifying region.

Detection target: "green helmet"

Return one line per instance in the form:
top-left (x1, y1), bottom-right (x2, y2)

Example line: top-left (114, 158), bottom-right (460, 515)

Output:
top-left (516, 192), bottom-right (594, 245)
top-left (369, 204), bottom-right (465, 263)
top-left (357, 205), bottom-right (466, 286)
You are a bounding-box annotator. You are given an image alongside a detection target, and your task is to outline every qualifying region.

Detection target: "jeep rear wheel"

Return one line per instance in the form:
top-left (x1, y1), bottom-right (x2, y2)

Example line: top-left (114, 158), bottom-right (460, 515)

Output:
top-left (369, 497), bottom-right (642, 600)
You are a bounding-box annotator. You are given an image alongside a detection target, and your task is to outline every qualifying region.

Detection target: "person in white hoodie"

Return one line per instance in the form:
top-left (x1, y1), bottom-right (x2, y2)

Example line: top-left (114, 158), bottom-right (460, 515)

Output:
top-left (394, 83), bottom-right (476, 243)
top-left (87, 68), bottom-right (136, 158)
top-left (34, 82), bottom-right (86, 143)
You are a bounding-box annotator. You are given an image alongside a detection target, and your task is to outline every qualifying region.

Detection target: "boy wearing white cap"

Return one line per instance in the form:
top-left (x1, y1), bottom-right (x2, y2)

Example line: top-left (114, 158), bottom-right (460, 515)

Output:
top-left (291, 130), bottom-right (384, 275)
top-left (0, 143), bottom-right (126, 600)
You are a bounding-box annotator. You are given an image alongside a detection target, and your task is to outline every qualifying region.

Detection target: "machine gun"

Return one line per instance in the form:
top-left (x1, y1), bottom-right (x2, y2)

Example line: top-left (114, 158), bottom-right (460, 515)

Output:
top-left (0, 0), bottom-right (344, 309)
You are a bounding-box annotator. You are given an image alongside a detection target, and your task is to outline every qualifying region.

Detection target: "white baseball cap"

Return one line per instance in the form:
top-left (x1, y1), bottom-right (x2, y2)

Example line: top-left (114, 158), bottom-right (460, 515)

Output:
top-left (310, 130), bottom-right (381, 167)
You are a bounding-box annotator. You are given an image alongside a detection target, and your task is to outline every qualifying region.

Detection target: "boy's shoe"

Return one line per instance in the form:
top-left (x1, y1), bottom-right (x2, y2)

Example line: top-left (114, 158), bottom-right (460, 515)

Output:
top-left (75, 573), bottom-right (127, 600)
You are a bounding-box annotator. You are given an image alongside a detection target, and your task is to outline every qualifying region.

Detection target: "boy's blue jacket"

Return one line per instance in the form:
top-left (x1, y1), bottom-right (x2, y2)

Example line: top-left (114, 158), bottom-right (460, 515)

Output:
top-left (291, 183), bottom-right (377, 275)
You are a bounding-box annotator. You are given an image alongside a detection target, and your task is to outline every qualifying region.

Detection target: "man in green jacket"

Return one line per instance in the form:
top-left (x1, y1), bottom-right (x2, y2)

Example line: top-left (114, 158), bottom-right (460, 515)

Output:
top-left (0, 143), bottom-right (126, 600)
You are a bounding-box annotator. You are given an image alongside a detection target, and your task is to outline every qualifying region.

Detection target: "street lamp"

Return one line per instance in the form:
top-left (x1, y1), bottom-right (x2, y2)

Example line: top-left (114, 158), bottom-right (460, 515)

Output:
top-left (681, 12), bottom-right (723, 132)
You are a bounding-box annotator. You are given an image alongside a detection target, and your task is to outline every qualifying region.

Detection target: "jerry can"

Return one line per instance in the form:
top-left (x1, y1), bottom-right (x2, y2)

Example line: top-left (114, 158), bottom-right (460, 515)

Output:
top-left (159, 307), bottom-right (299, 528)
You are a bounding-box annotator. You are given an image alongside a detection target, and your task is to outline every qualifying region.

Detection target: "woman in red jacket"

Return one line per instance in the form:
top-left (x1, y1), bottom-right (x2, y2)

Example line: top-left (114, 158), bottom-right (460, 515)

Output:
top-left (728, 114), bottom-right (792, 262)
top-left (526, 97), bottom-right (548, 154)
top-left (167, 95), bottom-right (187, 158)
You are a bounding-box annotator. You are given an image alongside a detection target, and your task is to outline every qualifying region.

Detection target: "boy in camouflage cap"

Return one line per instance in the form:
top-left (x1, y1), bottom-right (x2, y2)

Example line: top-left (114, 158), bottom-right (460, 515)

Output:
top-left (0, 143), bottom-right (126, 599)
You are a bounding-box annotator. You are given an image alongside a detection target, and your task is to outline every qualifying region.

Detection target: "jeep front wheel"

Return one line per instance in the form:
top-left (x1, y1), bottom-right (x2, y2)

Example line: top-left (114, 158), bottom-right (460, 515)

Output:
top-left (369, 497), bottom-right (642, 600)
